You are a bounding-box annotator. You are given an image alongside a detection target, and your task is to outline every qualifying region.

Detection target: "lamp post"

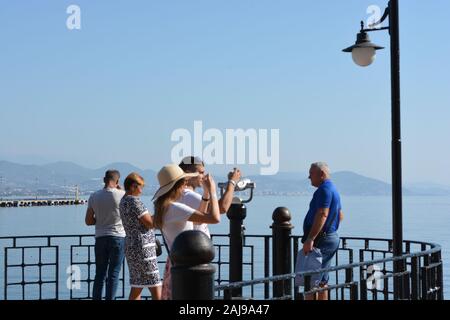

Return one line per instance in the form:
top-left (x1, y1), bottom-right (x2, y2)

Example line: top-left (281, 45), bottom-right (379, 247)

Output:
top-left (0, 175), bottom-right (4, 201)
top-left (343, 0), bottom-right (404, 299)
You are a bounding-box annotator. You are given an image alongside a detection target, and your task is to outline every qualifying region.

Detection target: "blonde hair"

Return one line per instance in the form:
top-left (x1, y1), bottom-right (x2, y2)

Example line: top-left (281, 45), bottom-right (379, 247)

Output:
top-left (153, 179), bottom-right (186, 229)
top-left (124, 172), bottom-right (145, 191)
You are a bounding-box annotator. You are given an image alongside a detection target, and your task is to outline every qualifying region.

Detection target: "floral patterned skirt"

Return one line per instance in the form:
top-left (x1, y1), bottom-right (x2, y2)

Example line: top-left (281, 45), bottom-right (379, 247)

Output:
top-left (125, 240), bottom-right (162, 287)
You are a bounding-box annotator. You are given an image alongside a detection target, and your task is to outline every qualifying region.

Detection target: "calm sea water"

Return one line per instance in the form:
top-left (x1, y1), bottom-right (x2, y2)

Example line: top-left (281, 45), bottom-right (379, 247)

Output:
top-left (0, 195), bottom-right (448, 299)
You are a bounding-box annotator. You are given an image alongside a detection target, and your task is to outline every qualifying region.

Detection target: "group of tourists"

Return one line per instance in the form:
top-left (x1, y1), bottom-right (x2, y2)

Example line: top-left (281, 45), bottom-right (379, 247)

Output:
top-left (85, 158), bottom-right (342, 301)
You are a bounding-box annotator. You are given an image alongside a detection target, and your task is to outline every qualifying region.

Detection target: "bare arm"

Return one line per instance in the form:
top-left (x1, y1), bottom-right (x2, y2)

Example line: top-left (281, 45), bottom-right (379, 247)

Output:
top-left (307, 208), bottom-right (330, 242)
top-left (188, 207), bottom-right (220, 224)
top-left (188, 196), bottom-right (220, 224)
top-left (303, 208), bottom-right (329, 254)
top-left (198, 191), bottom-right (210, 214)
top-left (139, 213), bottom-right (154, 230)
top-left (188, 175), bottom-right (220, 224)
top-left (218, 168), bottom-right (241, 213)
top-left (85, 208), bottom-right (96, 226)
top-left (339, 209), bottom-right (344, 222)
top-left (218, 183), bottom-right (235, 213)
top-left (193, 190), bottom-right (210, 226)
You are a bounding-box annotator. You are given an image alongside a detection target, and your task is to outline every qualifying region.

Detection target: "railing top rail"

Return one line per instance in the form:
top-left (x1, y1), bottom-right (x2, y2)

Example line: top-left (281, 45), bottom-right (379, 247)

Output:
top-left (214, 237), bottom-right (441, 292)
top-left (215, 242), bottom-right (441, 291)
top-left (0, 234), bottom-right (94, 240)
top-left (0, 234), bottom-right (440, 250)
top-left (0, 233), bottom-right (443, 299)
top-left (339, 236), bottom-right (438, 247)
top-left (0, 234), bottom-right (440, 264)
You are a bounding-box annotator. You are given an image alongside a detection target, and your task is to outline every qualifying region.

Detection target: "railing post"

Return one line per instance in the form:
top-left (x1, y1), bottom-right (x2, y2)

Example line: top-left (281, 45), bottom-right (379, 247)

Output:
top-left (350, 282), bottom-right (359, 300)
top-left (411, 256), bottom-right (420, 300)
top-left (431, 251), bottom-right (441, 300)
top-left (302, 275), bottom-right (311, 300)
top-left (271, 207), bottom-right (293, 298)
top-left (171, 230), bottom-right (216, 300)
top-left (437, 251), bottom-right (444, 300)
top-left (264, 236), bottom-right (270, 299)
top-left (421, 262), bottom-right (429, 300)
top-left (346, 268), bottom-right (356, 300)
top-left (227, 200), bottom-right (247, 298)
top-left (4, 247), bottom-right (7, 300)
top-left (360, 275), bottom-right (368, 300)
top-left (402, 271), bottom-right (411, 300)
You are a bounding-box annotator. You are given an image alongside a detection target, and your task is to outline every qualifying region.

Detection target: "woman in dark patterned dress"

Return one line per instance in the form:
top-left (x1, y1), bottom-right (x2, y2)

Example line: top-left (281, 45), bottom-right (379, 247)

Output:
top-left (119, 172), bottom-right (161, 300)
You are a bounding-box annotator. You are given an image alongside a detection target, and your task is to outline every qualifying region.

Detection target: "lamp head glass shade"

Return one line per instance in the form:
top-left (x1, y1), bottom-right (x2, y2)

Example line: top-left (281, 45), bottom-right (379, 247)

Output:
top-left (342, 31), bottom-right (384, 67)
top-left (352, 47), bottom-right (376, 67)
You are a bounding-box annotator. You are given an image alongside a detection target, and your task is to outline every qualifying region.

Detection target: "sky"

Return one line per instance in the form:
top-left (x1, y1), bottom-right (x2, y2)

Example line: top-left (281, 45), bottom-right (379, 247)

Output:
top-left (0, 0), bottom-right (449, 184)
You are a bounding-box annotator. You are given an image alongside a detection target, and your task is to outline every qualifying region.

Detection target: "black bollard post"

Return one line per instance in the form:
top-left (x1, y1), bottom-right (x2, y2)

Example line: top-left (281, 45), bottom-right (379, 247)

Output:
top-left (271, 207), bottom-right (294, 298)
top-left (227, 199), bottom-right (247, 298)
top-left (171, 230), bottom-right (216, 300)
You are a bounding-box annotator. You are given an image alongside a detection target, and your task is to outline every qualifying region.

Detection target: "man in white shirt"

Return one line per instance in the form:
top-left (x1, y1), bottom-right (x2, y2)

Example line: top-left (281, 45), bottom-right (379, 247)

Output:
top-left (178, 156), bottom-right (241, 237)
top-left (85, 170), bottom-right (126, 300)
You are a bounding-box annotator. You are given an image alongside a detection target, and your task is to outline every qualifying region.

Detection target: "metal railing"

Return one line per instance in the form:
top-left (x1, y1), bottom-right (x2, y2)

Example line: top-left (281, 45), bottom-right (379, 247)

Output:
top-left (0, 233), bottom-right (443, 300)
top-left (214, 236), bottom-right (443, 300)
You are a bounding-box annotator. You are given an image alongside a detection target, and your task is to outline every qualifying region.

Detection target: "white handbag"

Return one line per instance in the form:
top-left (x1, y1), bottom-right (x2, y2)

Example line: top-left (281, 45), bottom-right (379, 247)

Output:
top-left (294, 247), bottom-right (323, 287)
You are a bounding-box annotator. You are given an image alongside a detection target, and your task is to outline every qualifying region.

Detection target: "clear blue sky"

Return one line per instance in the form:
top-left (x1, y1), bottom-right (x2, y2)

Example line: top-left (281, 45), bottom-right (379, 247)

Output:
top-left (1, 0), bottom-right (449, 184)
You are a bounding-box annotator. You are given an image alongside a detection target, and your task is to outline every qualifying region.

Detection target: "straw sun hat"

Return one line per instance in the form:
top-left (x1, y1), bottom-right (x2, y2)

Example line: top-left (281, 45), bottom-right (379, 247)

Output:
top-left (152, 164), bottom-right (199, 201)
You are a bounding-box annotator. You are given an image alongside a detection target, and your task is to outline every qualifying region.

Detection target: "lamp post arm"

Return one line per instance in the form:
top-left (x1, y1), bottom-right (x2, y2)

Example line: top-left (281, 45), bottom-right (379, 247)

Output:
top-left (362, 26), bottom-right (390, 33)
top-left (359, 5), bottom-right (390, 33)
top-left (368, 6), bottom-right (390, 29)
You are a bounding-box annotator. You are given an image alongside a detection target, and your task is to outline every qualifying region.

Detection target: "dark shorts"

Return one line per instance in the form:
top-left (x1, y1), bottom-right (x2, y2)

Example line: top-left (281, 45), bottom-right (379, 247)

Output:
top-left (316, 232), bottom-right (340, 285)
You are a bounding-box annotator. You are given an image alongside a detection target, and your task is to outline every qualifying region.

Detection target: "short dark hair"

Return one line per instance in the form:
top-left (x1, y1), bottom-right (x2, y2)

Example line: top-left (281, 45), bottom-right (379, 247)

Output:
top-left (179, 156), bottom-right (204, 173)
top-left (104, 170), bottom-right (120, 185)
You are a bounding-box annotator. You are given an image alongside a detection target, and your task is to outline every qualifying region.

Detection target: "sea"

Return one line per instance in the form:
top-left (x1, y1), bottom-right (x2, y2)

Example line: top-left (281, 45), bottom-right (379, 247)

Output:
top-left (0, 195), bottom-right (448, 299)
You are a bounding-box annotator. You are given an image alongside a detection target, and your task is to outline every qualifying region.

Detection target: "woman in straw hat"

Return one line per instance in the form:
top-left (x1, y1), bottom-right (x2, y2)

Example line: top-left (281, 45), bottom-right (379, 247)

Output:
top-left (119, 172), bottom-right (162, 300)
top-left (153, 164), bottom-right (221, 300)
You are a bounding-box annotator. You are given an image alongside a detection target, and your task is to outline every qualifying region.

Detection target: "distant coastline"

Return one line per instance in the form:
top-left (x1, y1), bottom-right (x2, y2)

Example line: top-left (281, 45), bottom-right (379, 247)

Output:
top-left (1, 160), bottom-right (450, 197)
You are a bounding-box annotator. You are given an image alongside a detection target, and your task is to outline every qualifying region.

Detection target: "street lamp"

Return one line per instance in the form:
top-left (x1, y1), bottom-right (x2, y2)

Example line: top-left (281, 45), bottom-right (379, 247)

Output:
top-left (343, 0), bottom-right (404, 299)
top-left (342, 21), bottom-right (384, 67)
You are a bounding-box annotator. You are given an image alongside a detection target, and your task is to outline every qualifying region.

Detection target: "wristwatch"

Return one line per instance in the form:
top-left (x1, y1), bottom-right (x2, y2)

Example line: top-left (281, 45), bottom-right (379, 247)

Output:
top-left (228, 180), bottom-right (237, 187)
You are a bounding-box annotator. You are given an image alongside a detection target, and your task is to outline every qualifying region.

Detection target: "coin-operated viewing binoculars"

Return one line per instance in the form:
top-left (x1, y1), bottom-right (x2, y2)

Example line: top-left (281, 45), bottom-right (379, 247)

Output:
top-left (218, 178), bottom-right (256, 204)
top-left (218, 178), bottom-right (255, 298)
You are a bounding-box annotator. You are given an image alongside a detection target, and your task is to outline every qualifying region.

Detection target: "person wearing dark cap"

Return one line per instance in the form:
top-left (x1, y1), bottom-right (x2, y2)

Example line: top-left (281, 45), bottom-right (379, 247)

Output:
top-left (178, 156), bottom-right (241, 237)
top-left (85, 170), bottom-right (126, 300)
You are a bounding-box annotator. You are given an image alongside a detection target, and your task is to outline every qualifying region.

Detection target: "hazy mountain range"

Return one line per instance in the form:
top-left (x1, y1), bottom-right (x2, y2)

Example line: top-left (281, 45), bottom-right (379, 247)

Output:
top-left (0, 161), bottom-right (157, 196)
top-left (0, 160), bottom-right (449, 197)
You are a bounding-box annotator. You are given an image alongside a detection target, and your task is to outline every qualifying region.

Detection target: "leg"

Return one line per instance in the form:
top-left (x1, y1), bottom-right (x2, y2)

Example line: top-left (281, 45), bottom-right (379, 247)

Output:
top-left (129, 287), bottom-right (143, 300)
top-left (305, 292), bottom-right (318, 300)
top-left (149, 285), bottom-right (162, 300)
top-left (161, 258), bottom-right (172, 300)
top-left (105, 237), bottom-right (125, 300)
top-left (317, 233), bottom-right (340, 301)
top-left (317, 283), bottom-right (329, 300)
top-left (93, 237), bottom-right (108, 300)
